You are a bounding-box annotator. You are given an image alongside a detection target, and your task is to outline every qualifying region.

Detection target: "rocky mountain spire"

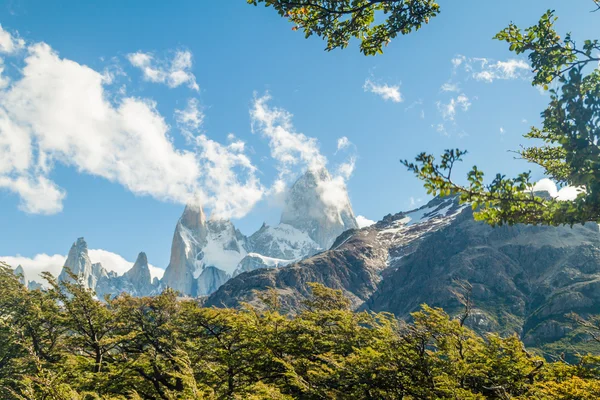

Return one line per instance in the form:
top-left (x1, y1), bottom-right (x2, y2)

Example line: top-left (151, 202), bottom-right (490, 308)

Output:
top-left (58, 237), bottom-right (107, 290)
top-left (281, 168), bottom-right (358, 249)
top-left (161, 201), bottom-right (249, 297)
top-left (13, 265), bottom-right (26, 286)
top-left (124, 252), bottom-right (153, 292)
top-left (161, 203), bottom-right (209, 295)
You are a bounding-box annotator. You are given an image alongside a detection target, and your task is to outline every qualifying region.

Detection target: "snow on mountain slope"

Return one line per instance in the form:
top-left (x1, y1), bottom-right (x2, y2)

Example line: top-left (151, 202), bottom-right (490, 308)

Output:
top-left (200, 220), bottom-right (248, 276)
top-left (233, 253), bottom-right (294, 277)
top-left (248, 223), bottom-right (320, 260)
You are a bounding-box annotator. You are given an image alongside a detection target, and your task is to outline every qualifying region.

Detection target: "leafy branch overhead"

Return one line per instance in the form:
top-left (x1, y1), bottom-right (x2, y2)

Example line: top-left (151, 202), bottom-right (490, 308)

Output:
top-left (403, 10), bottom-right (600, 226)
top-left (246, 0), bottom-right (440, 55)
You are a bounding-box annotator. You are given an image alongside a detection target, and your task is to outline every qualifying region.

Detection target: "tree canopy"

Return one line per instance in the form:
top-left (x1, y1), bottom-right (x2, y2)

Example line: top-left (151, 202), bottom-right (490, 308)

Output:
top-left (3, 264), bottom-right (600, 399)
top-left (403, 9), bottom-right (600, 226)
top-left (246, 0), bottom-right (440, 55)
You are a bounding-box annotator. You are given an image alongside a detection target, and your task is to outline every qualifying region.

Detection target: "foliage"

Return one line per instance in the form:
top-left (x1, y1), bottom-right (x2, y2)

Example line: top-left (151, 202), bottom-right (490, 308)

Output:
top-left (246, 0), bottom-right (440, 55)
top-left (402, 9), bottom-right (600, 226)
top-left (2, 268), bottom-right (600, 398)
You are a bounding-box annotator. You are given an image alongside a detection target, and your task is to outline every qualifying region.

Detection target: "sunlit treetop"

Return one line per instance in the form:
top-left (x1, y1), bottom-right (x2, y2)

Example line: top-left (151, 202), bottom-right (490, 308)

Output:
top-left (246, 0), bottom-right (441, 55)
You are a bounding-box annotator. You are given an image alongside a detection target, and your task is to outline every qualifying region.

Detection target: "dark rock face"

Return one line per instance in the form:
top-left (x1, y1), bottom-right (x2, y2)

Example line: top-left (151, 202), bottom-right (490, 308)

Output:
top-left (206, 229), bottom-right (387, 311)
top-left (207, 195), bottom-right (600, 348)
top-left (366, 208), bottom-right (600, 346)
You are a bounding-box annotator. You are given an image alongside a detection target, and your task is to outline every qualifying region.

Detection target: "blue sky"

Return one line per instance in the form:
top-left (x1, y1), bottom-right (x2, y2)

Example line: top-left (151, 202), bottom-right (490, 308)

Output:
top-left (0, 0), bottom-right (598, 275)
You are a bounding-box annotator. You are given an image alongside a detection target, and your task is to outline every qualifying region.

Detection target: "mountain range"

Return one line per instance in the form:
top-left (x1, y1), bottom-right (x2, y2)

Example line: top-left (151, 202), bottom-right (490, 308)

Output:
top-left (8, 168), bottom-right (600, 350)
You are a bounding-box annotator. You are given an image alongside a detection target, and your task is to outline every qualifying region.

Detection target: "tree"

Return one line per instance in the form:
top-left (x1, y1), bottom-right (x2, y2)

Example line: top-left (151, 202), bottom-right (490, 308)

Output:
top-left (403, 9), bottom-right (600, 226)
top-left (46, 270), bottom-right (120, 377)
top-left (246, 0), bottom-right (440, 55)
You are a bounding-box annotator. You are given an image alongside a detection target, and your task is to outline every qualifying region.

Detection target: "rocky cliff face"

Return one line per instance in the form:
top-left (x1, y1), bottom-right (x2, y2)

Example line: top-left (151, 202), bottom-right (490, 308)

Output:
top-left (366, 207), bottom-right (600, 348)
top-left (58, 237), bottom-right (108, 290)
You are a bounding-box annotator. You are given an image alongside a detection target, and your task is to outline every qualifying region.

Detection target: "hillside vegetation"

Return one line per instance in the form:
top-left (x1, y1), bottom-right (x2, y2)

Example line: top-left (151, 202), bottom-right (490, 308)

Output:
top-left (2, 264), bottom-right (600, 399)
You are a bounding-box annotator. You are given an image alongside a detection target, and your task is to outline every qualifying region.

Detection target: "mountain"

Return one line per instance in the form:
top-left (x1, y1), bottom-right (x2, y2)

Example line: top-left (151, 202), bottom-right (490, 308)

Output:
top-left (206, 195), bottom-right (600, 349)
top-left (58, 237), bottom-right (108, 290)
top-left (95, 252), bottom-right (157, 298)
top-left (161, 168), bottom-right (359, 297)
top-left (12, 265), bottom-right (44, 290)
top-left (247, 223), bottom-right (320, 260)
top-left (280, 168), bottom-right (358, 249)
top-left (232, 253), bottom-right (294, 277)
top-left (205, 196), bottom-right (464, 310)
top-left (365, 205), bottom-right (600, 348)
top-left (160, 203), bottom-right (249, 296)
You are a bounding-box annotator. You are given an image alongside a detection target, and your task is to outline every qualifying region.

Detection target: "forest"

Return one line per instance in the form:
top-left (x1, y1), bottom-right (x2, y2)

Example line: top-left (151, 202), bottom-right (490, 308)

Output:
top-left (2, 263), bottom-right (600, 399)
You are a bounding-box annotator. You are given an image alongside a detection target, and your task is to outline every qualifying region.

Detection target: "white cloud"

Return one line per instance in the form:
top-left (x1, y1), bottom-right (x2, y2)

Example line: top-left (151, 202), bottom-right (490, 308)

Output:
top-left (0, 253), bottom-right (65, 284)
top-left (0, 39), bottom-right (264, 220)
top-left (441, 82), bottom-right (460, 92)
top-left (336, 156), bottom-right (356, 180)
top-left (250, 94), bottom-right (357, 222)
top-left (194, 134), bottom-right (264, 219)
top-left (127, 50), bottom-right (199, 91)
top-left (0, 176), bottom-right (66, 214)
top-left (473, 59), bottom-right (529, 82)
top-left (1, 249), bottom-right (165, 286)
top-left (175, 98), bottom-right (204, 142)
top-left (532, 178), bottom-right (584, 201)
top-left (451, 55), bottom-right (529, 83)
top-left (337, 136), bottom-right (350, 151)
top-left (250, 93), bottom-right (327, 178)
top-left (363, 79), bottom-right (402, 103)
top-left (356, 215), bottom-right (376, 228)
top-left (0, 25), bottom-right (24, 54)
top-left (437, 94), bottom-right (471, 121)
top-left (0, 28), bottom-right (360, 222)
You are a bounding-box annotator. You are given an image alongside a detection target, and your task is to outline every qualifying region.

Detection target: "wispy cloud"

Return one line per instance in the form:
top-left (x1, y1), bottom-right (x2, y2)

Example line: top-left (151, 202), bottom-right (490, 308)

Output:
top-left (363, 78), bottom-right (402, 103)
top-left (250, 93), bottom-right (358, 222)
top-left (0, 26), bottom-right (360, 221)
top-left (436, 94), bottom-right (471, 121)
top-left (440, 82), bottom-right (460, 92)
top-left (127, 50), bottom-right (199, 91)
top-left (337, 136), bottom-right (351, 151)
top-left (451, 54), bottom-right (530, 83)
top-left (0, 24), bottom-right (24, 54)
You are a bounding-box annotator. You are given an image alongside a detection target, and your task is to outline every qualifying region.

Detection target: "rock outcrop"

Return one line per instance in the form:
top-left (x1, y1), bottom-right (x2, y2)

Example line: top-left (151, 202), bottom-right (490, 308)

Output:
top-left (95, 252), bottom-right (157, 298)
top-left (58, 237), bottom-right (108, 290)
